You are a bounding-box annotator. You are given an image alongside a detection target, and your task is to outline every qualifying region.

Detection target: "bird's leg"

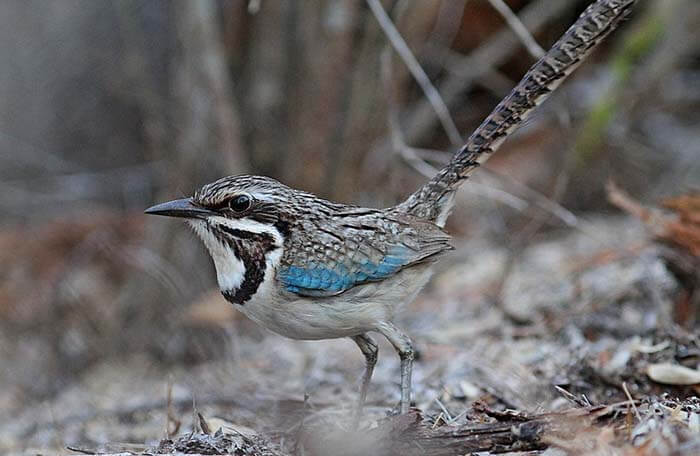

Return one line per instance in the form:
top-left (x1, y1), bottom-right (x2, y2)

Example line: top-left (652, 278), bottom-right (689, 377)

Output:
top-left (378, 322), bottom-right (414, 414)
top-left (351, 333), bottom-right (378, 428)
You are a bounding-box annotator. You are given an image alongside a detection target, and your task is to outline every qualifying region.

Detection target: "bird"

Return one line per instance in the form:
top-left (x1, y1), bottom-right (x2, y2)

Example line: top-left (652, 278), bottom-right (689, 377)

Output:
top-left (146, 0), bottom-right (636, 425)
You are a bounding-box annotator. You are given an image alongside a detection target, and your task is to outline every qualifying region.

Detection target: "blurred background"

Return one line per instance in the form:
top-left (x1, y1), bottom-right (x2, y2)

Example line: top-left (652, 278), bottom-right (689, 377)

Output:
top-left (1, 0), bottom-right (699, 453)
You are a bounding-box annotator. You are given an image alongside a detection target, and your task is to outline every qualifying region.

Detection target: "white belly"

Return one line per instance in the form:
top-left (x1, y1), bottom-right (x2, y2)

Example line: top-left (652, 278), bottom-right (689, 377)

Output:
top-left (236, 263), bottom-right (435, 340)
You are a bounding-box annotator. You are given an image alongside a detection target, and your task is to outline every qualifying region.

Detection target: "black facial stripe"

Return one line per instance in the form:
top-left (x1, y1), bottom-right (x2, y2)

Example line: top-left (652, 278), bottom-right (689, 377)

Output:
top-left (206, 223), bottom-right (279, 305)
top-left (217, 224), bottom-right (276, 246)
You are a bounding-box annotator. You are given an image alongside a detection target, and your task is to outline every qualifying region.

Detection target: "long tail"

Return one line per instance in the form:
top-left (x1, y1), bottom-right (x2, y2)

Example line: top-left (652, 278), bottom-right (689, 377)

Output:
top-left (397, 0), bottom-right (637, 226)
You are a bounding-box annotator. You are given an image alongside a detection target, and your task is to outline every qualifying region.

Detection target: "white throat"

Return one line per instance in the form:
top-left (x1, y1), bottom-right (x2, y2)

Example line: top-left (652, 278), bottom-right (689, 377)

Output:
top-left (188, 216), bottom-right (283, 300)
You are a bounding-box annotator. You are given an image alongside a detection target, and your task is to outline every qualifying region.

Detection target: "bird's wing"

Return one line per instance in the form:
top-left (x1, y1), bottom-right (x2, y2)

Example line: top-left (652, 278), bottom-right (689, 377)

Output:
top-left (277, 213), bottom-right (452, 297)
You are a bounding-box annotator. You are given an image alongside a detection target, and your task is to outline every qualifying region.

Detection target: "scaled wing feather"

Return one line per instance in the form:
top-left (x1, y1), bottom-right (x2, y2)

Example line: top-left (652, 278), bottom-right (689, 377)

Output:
top-left (278, 214), bottom-right (451, 297)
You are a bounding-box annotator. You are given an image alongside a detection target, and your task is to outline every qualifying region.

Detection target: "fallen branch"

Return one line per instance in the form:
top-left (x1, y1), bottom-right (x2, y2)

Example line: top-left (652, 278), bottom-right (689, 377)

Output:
top-left (301, 405), bottom-right (622, 456)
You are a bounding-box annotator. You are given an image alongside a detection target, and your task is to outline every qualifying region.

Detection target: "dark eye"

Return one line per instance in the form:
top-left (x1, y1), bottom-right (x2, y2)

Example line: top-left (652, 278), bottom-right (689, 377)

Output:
top-left (228, 194), bottom-right (251, 213)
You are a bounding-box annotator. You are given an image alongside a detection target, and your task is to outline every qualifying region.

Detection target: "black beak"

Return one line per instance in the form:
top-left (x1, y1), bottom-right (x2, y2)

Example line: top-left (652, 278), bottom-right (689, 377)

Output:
top-left (144, 198), bottom-right (215, 219)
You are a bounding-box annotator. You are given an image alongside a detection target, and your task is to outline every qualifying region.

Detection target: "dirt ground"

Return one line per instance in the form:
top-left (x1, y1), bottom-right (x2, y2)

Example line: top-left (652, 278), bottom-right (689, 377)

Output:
top-left (3, 213), bottom-right (699, 455)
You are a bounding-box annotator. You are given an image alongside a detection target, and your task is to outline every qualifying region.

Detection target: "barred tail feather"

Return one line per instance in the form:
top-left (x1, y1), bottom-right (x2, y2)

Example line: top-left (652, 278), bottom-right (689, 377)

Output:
top-left (397, 0), bottom-right (637, 226)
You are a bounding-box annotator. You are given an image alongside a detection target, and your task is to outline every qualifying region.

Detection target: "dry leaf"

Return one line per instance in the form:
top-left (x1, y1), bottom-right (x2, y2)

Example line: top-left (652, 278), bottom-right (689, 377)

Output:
top-left (607, 184), bottom-right (700, 257)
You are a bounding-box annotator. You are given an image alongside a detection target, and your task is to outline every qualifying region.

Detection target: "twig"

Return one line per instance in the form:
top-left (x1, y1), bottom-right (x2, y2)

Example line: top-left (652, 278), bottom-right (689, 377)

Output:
top-left (389, 109), bottom-right (595, 230)
top-left (65, 446), bottom-right (94, 455)
top-left (362, 0), bottom-right (575, 192)
top-left (166, 377), bottom-right (181, 438)
top-left (378, 0), bottom-right (626, 251)
top-left (411, 143), bottom-right (617, 243)
top-left (621, 381), bottom-right (642, 422)
top-left (381, 48), bottom-right (529, 213)
top-left (402, 0), bottom-right (573, 146)
top-left (381, 46), bottom-right (440, 179)
top-left (367, 0), bottom-right (462, 146)
top-left (554, 385), bottom-right (588, 407)
top-left (191, 394), bottom-right (200, 435)
top-left (487, 0), bottom-right (545, 59)
top-left (198, 412), bottom-right (211, 435)
top-left (479, 169), bottom-right (579, 227)
top-left (433, 397), bottom-right (453, 422)
top-left (399, 142), bottom-right (602, 237)
top-left (425, 0), bottom-right (469, 53)
top-left (304, 406), bottom-right (629, 455)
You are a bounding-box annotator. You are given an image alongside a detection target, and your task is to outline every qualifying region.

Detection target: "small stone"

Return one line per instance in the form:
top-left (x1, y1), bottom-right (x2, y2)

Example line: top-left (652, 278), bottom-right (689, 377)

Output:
top-left (647, 363), bottom-right (700, 385)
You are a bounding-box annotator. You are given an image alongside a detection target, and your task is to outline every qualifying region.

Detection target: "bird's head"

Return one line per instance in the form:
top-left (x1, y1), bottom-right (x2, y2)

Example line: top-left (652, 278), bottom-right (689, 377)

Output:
top-left (145, 175), bottom-right (293, 303)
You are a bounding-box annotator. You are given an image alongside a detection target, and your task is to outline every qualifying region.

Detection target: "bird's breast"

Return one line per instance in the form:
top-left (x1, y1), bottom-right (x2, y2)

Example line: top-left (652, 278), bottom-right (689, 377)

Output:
top-left (234, 261), bottom-right (435, 340)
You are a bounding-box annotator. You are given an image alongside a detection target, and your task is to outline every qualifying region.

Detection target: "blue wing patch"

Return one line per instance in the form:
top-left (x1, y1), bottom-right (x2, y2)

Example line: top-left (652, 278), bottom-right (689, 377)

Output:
top-left (278, 246), bottom-right (412, 296)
